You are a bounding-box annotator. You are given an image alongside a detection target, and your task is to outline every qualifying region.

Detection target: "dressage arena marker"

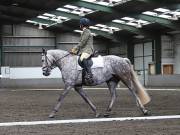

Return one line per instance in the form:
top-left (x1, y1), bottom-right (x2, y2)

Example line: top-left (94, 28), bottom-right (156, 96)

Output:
top-left (0, 115), bottom-right (180, 127)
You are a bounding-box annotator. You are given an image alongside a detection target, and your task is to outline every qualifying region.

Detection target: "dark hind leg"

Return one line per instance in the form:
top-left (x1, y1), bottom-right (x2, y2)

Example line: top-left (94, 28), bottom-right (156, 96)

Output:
top-left (74, 86), bottom-right (100, 117)
top-left (49, 85), bottom-right (72, 118)
top-left (122, 79), bottom-right (149, 115)
top-left (104, 77), bottom-right (119, 117)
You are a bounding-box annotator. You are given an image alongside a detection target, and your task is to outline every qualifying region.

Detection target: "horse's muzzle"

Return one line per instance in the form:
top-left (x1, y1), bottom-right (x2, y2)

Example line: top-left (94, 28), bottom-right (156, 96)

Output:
top-left (43, 71), bottom-right (50, 76)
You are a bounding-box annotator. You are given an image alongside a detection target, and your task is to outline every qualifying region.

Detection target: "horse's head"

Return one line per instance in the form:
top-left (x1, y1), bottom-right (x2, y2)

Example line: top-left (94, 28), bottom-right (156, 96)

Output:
top-left (41, 48), bottom-right (55, 76)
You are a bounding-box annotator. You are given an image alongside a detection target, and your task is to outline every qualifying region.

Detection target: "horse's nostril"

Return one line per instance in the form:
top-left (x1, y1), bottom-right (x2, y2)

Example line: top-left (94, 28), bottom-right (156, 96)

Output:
top-left (43, 72), bottom-right (50, 76)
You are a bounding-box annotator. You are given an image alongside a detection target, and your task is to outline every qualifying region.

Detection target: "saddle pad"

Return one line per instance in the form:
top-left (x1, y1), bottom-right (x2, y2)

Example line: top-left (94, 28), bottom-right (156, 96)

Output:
top-left (77, 55), bottom-right (104, 70)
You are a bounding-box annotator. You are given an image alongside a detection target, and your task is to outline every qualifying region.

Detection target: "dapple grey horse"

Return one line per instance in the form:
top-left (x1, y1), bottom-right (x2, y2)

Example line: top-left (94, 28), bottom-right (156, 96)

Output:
top-left (41, 49), bottom-right (151, 118)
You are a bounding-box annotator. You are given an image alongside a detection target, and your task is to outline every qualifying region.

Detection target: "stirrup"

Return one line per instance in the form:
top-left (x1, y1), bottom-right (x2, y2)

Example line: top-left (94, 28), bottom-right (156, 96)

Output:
top-left (87, 73), bottom-right (93, 78)
top-left (85, 73), bottom-right (94, 84)
top-left (85, 78), bottom-right (94, 84)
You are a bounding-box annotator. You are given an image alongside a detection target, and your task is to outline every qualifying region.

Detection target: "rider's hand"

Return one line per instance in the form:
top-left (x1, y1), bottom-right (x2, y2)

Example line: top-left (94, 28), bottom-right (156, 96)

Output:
top-left (70, 48), bottom-right (78, 55)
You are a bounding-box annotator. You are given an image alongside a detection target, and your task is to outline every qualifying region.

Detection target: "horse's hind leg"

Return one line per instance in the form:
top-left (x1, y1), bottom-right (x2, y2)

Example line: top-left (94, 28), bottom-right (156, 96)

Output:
top-left (122, 79), bottom-right (149, 115)
top-left (49, 85), bottom-right (72, 118)
top-left (74, 86), bottom-right (100, 118)
top-left (104, 77), bottom-right (119, 117)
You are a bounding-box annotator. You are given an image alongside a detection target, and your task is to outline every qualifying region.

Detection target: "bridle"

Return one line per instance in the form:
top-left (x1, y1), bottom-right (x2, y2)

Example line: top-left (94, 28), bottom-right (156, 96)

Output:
top-left (43, 52), bottom-right (71, 70)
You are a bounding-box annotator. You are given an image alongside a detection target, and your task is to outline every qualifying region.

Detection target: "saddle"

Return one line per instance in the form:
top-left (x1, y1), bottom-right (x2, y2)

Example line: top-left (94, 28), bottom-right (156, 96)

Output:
top-left (77, 55), bottom-right (104, 70)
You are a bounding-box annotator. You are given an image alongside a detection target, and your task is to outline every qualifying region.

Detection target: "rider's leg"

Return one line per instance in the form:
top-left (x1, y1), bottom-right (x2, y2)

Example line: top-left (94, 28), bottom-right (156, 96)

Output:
top-left (80, 53), bottom-right (91, 61)
top-left (80, 53), bottom-right (93, 83)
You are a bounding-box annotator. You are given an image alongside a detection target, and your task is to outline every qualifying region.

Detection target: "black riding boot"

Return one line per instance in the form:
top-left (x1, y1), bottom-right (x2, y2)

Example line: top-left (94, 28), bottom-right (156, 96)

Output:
top-left (82, 59), bottom-right (94, 84)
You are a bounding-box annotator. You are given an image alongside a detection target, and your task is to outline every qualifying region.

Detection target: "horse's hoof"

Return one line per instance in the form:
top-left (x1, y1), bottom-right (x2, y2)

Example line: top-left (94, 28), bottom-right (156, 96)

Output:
top-left (95, 112), bottom-right (100, 118)
top-left (143, 110), bottom-right (151, 116)
top-left (104, 112), bottom-right (111, 117)
top-left (49, 114), bottom-right (55, 118)
top-left (49, 112), bottom-right (56, 118)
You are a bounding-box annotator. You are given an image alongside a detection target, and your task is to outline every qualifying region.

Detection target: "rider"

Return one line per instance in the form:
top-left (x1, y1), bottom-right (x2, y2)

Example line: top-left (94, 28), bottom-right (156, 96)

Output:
top-left (71, 18), bottom-right (94, 84)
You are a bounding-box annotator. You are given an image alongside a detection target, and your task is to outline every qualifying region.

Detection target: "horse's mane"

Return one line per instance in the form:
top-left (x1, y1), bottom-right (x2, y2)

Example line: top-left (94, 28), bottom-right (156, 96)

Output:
top-left (47, 49), bottom-right (69, 59)
top-left (47, 49), bottom-right (68, 54)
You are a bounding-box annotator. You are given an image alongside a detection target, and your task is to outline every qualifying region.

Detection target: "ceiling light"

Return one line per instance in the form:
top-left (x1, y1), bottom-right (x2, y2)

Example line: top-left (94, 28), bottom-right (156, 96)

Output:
top-left (38, 24), bottom-right (43, 30)
top-left (108, 0), bottom-right (113, 6)
top-left (81, 0), bottom-right (129, 6)
top-left (26, 20), bottom-right (37, 24)
top-left (154, 8), bottom-right (170, 13)
top-left (64, 5), bottom-right (78, 10)
top-left (112, 19), bottom-right (125, 24)
top-left (37, 15), bottom-right (49, 20)
top-left (101, 28), bottom-right (110, 32)
top-left (136, 22), bottom-right (142, 28)
top-left (80, 7), bottom-right (93, 12)
top-left (108, 28), bottom-right (113, 34)
top-left (109, 26), bottom-right (121, 31)
top-left (126, 22), bottom-right (137, 26)
top-left (79, 10), bottom-right (85, 16)
top-left (172, 11), bottom-right (180, 16)
top-left (172, 14), bottom-right (179, 20)
top-left (26, 20), bottom-right (49, 27)
top-left (143, 11), bottom-right (157, 16)
top-left (81, 0), bottom-right (96, 3)
top-left (122, 17), bottom-right (134, 21)
top-left (56, 8), bottom-right (70, 13)
top-left (158, 14), bottom-right (171, 19)
top-left (72, 10), bottom-right (81, 15)
top-left (43, 13), bottom-right (56, 17)
top-left (97, 1), bottom-right (109, 6)
top-left (96, 24), bottom-right (107, 28)
top-left (57, 17), bottom-right (62, 23)
top-left (89, 26), bottom-right (100, 30)
top-left (74, 30), bottom-right (83, 33)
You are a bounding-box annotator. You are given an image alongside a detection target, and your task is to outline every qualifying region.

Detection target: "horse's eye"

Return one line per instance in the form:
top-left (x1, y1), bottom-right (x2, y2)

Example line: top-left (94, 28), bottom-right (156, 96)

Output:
top-left (42, 60), bottom-right (44, 62)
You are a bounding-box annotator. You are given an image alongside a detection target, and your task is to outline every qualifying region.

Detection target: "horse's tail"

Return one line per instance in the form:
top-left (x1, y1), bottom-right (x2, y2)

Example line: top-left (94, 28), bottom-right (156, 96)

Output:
top-left (124, 58), bottom-right (151, 105)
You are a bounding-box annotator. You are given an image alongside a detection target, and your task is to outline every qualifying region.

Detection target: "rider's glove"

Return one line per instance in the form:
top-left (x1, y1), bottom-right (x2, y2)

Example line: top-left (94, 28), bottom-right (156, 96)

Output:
top-left (70, 47), bottom-right (78, 55)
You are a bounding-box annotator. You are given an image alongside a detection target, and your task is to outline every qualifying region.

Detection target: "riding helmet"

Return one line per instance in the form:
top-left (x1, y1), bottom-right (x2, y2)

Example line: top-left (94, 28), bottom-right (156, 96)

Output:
top-left (80, 18), bottom-right (90, 27)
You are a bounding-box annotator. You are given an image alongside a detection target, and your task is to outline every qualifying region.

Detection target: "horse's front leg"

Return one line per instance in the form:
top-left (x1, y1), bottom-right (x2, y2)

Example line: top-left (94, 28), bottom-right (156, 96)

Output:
top-left (49, 85), bottom-right (72, 118)
top-left (74, 86), bottom-right (100, 118)
top-left (104, 78), bottom-right (118, 117)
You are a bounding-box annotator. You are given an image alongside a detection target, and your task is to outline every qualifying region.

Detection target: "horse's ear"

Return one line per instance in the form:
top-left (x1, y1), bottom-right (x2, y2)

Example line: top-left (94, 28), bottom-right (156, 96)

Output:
top-left (42, 48), bottom-right (47, 55)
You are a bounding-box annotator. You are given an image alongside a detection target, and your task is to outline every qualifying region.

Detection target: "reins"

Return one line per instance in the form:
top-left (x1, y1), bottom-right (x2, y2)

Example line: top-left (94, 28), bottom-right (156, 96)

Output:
top-left (55, 52), bottom-right (71, 63)
top-left (45, 52), bottom-right (71, 68)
